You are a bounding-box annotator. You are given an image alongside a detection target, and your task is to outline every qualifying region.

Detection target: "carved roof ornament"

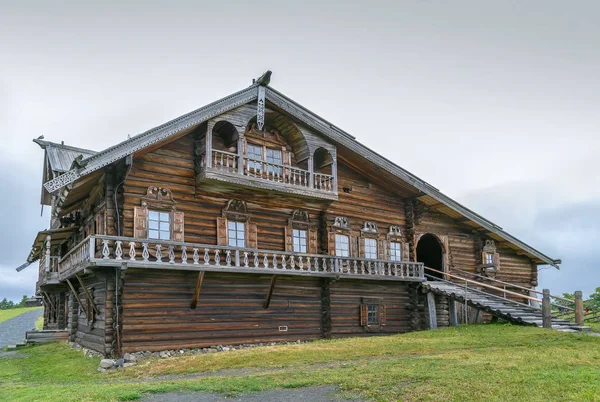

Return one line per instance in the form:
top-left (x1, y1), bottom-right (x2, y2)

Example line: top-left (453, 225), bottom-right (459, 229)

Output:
top-left (362, 221), bottom-right (378, 233)
top-left (141, 187), bottom-right (177, 210)
top-left (388, 225), bottom-right (403, 237)
top-left (483, 240), bottom-right (497, 253)
top-left (257, 85), bottom-right (266, 130)
top-left (333, 216), bottom-right (349, 229)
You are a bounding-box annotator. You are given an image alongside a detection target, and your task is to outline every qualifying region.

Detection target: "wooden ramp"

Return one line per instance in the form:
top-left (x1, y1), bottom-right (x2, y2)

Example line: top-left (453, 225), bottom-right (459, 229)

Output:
top-left (421, 272), bottom-right (590, 333)
top-left (25, 330), bottom-right (69, 344)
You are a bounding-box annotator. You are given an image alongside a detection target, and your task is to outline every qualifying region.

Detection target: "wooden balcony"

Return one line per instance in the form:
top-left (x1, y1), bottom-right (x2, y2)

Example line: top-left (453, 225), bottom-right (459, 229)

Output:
top-left (37, 254), bottom-right (60, 290)
top-left (58, 235), bottom-right (425, 283)
top-left (198, 149), bottom-right (338, 200)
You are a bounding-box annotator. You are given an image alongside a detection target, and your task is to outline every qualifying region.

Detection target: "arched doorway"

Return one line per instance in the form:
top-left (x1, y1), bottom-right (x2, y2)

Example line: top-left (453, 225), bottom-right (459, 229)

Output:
top-left (416, 234), bottom-right (444, 279)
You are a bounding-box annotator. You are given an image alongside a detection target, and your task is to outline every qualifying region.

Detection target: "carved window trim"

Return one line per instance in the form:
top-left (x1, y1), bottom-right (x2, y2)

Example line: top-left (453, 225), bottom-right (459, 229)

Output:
top-left (217, 200), bottom-right (257, 249)
top-left (222, 199), bottom-right (251, 222)
top-left (481, 239), bottom-right (500, 276)
top-left (141, 187), bottom-right (177, 212)
top-left (360, 297), bottom-right (386, 332)
top-left (134, 187), bottom-right (184, 241)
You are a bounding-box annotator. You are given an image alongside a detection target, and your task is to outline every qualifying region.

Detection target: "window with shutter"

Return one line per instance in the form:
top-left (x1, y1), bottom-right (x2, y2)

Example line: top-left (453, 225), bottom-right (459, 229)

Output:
top-left (172, 211), bottom-right (185, 242)
top-left (308, 228), bottom-right (318, 254)
top-left (284, 226), bottom-right (293, 252)
top-left (216, 217), bottom-right (228, 246)
top-left (133, 206), bottom-right (148, 239)
top-left (360, 297), bottom-right (385, 330)
top-left (247, 222), bottom-right (258, 249)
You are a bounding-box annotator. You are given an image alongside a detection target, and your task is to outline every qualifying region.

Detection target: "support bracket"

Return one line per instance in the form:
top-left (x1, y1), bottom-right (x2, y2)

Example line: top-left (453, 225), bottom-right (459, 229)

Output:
top-left (263, 275), bottom-right (279, 309)
top-left (75, 274), bottom-right (100, 316)
top-left (190, 271), bottom-right (205, 309)
top-left (65, 279), bottom-right (88, 320)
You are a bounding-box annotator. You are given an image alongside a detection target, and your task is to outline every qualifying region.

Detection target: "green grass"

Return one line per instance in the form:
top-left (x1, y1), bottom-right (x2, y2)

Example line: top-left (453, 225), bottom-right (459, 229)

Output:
top-left (34, 315), bottom-right (44, 330)
top-left (1, 324), bottom-right (600, 401)
top-left (0, 307), bottom-right (42, 324)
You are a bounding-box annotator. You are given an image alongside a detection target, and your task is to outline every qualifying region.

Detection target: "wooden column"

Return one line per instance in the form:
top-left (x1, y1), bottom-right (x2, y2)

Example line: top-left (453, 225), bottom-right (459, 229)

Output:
top-left (190, 271), bottom-right (205, 309)
top-left (331, 156), bottom-right (338, 191)
top-left (45, 234), bottom-right (51, 272)
top-left (308, 155), bottom-right (314, 188)
top-left (575, 290), bottom-right (584, 326)
top-left (206, 123), bottom-right (213, 168)
top-left (542, 289), bottom-right (552, 329)
top-left (427, 292), bottom-right (437, 329)
top-left (237, 134), bottom-right (244, 174)
top-left (449, 298), bottom-right (458, 327)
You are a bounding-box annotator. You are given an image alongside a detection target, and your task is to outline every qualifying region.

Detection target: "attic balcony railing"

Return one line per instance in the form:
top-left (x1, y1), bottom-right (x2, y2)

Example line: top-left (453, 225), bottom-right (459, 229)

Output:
top-left (206, 149), bottom-right (335, 193)
top-left (38, 253), bottom-right (59, 286)
top-left (57, 235), bottom-right (425, 282)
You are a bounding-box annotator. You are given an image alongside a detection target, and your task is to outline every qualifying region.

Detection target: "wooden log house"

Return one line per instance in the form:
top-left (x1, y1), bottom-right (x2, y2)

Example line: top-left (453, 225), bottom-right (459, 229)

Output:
top-left (19, 72), bottom-right (560, 356)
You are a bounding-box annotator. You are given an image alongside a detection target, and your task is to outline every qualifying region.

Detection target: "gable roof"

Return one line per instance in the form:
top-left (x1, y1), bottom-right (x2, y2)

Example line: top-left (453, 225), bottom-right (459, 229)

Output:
top-left (40, 77), bottom-right (561, 268)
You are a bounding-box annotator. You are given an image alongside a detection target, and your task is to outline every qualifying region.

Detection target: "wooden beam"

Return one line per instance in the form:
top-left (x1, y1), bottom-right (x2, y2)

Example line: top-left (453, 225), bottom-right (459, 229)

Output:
top-left (75, 274), bottom-right (100, 316)
top-left (41, 291), bottom-right (55, 311)
top-left (190, 271), bottom-right (205, 309)
top-left (427, 292), bottom-right (437, 329)
top-left (65, 279), bottom-right (87, 320)
top-left (263, 275), bottom-right (279, 309)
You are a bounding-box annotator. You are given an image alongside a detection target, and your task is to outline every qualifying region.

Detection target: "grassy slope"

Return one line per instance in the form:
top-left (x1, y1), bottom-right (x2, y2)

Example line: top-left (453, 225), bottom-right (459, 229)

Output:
top-left (1, 324), bottom-right (599, 402)
top-left (0, 307), bottom-right (41, 324)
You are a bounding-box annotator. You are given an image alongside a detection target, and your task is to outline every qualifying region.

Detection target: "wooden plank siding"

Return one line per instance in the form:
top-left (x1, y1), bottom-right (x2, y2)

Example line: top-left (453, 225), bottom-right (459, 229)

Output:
top-left (73, 272), bottom-right (111, 354)
top-left (329, 280), bottom-right (412, 337)
top-left (120, 270), bottom-right (323, 352)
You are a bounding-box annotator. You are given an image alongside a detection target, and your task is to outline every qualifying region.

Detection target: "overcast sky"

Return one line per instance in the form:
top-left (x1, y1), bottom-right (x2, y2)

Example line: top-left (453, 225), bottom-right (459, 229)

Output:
top-left (1, 1), bottom-right (599, 301)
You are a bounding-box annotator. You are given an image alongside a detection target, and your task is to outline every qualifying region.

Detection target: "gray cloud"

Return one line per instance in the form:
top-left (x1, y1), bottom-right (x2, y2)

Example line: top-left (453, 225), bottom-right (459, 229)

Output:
top-left (1, 1), bottom-right (599, 301)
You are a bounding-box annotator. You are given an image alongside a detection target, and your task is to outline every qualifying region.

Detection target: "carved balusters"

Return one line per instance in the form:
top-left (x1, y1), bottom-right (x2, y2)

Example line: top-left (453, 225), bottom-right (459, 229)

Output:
top-left (282, 255), bottom-right (287, 269)
top-left (155, 244), bottom-right (163, 262)
top-left (168, 245), bottom-right (175, 264)
top-left (115, 241), bottom-right (123, 260)
top-left (129, 242), bottom-right (136, 261)
top-left (290, 255), bottom-right (295, 270)
top-left (214, 249), bottom-right (220, 265)
top-left (142, 243), bottom-right (149, 261)
top-left (263, 254), bottom-right (269, 269)
top-left (193, 248), bottom-right (199, 265)
top-left (102, 239), bottom-right (110, 259)
top-left (243, 252), bottom-right (249, 268)
top-left (253, 252), bottom-right (259, 268)
top-left (203, 248), bottom-right (210, 265)
top-left (181, 246), bottom-right (188, 264)
top-left (226, 250), bottom-right (232, 267)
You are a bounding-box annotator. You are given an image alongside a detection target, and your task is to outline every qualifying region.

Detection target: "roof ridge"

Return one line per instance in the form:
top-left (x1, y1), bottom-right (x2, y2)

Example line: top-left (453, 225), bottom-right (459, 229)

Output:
top-left (33, 139), bottom-right (97, 155)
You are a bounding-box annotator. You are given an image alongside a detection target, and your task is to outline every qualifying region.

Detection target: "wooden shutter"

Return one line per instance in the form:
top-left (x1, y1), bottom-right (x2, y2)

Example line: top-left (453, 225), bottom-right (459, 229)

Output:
top-left (493, 253), bottom-right (500, 269)
top-left (327, 232), bottom-right (336, 255)
top-left (379, 304), bottom-right (386, 326)
top-left (216, 217), bottom-right (228, 246)
top-left (351, 236), bottom-right (359, 258)
top-left (308, 228), bottom-right (318, 254)
top-left (247, 222), bottom-right (258, 249)
top-left (358, 237), bottom-right (365, 258)
top-left (403, 242), bottom-right (410, 262)
top-left (378, 239), bottom-right (386, 260)
top-left (172, 212), bottom-right (185, 242)
top-left (359, 304), bottom-right (368, 327)
top-left (133, 206), bottom-right (148, 239)
top-left (284, 226), bottom-right (293, 252)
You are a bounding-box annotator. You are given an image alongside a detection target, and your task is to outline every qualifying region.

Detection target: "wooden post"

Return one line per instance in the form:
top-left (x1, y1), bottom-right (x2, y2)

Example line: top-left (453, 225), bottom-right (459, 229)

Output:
top-left (75, 274), bottom-right (100, 316)
top-left (575, 290), bottom-right (584, 326)
top-left (427, 292), bottom-right (437, 329)
top-left (331, 156), bottom-right (338, 191)
top-left (263, 275), bottom-right (278, 309)
top-left (65, 279), bottom-right (88, 320)
top-left (308, 155), bottom-right (314, 188)
top-left (190, 271), bottom-right (205, 309)
top-left (449, 298), bottom-right (458, 327)
top-left (542, 289), bottom-right (552, 329)
top-left (206, 124), bottom-right (213, 168)
top-left (237, 134), bottom-right (244, 175)
top-left (45, 234), bottom-right (51, 272)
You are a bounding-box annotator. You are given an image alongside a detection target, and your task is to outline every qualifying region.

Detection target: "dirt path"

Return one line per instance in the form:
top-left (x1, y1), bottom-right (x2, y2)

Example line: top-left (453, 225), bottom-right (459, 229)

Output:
top-left (141, 385), bottom-right (360, 402)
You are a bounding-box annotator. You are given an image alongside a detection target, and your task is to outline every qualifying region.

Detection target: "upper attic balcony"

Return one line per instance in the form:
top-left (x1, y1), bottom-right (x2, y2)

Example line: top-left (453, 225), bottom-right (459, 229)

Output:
top-left (195, 107), bottom-right (339, 201)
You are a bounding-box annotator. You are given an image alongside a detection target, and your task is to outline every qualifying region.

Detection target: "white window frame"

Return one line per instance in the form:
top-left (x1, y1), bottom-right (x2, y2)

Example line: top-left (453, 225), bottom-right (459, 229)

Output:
top-left (148, 210), bottom-right (171, 240)
top-left (485, 252), bottom-right (494, 265)
top-left (293, 229), bottom-right (307, 253)
top-left (364, 238), bottom-right (377, 260)
top-left (227, 221), bottom-right (246, 248)
top-left (247, 143), bottom-right (263, 171)
top-left (367, 304), bottom-right (379, 325)
top-left (335, 234), bottom-right (350, 257)
top-left (389, 242), bottom-right (402, 261)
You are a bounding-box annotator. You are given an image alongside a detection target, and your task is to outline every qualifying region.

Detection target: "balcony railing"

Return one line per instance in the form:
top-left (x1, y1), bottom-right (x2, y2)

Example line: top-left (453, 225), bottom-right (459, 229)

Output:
top-left (203, 149), bottom-right (336, 195)
top-left (38, 254), bottom-right (60, 287)
top-left (58, 235), bottom-right (425, 282)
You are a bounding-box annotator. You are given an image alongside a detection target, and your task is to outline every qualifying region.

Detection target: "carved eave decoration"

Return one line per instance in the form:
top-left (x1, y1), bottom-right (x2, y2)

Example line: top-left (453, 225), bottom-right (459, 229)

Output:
top-left (245, 124), bottom-right (290, 149)
top-left (288, 209), bottom-right (314, 229)
top-left (483, 239), bottom-right (497, 254)
top-left (222, 199), bottom-right (250, 222)
top-left (387, 225), bottom-right (403, 240)
top-left (360, 221), bottom-right (379, 239)
top-left (141, 187), bottom-right (177, 211)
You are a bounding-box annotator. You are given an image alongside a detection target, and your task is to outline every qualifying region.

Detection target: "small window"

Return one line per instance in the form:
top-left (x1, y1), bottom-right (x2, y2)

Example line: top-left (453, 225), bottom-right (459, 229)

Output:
top-left (390, 242), bottom-right (402, 261)
top-left (293, 229), bottom-right (307, 253)
top-left (367, 304), bottom-right (379, 325)
top-left (148, 210), bottom-right (171, 240)
top-left (228, 221), bottom-right (246, 247)
top-left (364, 238), bottom-right (377, 259)
top-left (335, 234), bottom-right (349, 257)
top-left (485, 252), bottom-right (494, 265)
top-left (247, 144), bottom-right (263, 171)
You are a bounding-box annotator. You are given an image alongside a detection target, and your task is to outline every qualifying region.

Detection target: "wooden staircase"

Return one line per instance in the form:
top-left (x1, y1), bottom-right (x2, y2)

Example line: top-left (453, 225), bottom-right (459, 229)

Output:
top-left (422, 280), bottom-right (590, 332)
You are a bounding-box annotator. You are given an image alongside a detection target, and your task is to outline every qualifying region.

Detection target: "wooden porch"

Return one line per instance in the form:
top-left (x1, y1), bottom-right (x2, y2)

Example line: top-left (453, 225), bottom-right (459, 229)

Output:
top-left (57, 235), bottom-right (425, 282)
